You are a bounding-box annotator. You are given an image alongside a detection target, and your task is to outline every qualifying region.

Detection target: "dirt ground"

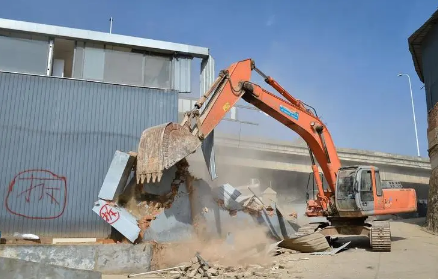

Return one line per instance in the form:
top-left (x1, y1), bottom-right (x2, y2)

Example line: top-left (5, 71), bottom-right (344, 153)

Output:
top-left (103, 217), bottom-right (438, 279)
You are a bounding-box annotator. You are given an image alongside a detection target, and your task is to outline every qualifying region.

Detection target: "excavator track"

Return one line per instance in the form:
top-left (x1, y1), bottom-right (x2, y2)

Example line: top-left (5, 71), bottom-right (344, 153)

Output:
top-left (370, 221), bottom-right (391, 252)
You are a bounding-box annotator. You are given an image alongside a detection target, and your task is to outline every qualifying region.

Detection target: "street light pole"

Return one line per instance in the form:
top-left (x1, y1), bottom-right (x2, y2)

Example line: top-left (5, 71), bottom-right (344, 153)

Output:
top-left (398, 73), bottom-right (421, 157)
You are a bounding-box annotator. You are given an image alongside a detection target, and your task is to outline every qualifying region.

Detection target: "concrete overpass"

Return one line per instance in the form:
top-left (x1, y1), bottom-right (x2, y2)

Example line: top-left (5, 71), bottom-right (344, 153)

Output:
top-left (186, 134), bottom-right (431, 201)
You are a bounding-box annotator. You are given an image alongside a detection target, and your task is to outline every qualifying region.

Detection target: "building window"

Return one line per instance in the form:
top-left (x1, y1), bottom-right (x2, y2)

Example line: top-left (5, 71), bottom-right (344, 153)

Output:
top-left (144, 54), bottom-right (171, 89)
top-left (72, 41), bottom-right (173, 89)
top-left (103, 48), bottom-right (144, 85)
top-left (52, 38), bottom-right (75, 78)
top-left (0, 32), bottom-right (49, 75)
top-left (83, 45), bottom-right (105, 81)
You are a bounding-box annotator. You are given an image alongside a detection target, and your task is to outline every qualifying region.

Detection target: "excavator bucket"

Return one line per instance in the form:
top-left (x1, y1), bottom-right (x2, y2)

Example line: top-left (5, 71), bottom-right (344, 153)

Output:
top-left (136, 122), bottom-right (201, 184)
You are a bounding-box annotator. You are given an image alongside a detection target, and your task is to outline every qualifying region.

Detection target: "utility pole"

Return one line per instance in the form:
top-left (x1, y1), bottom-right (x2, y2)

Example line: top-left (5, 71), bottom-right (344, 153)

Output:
top-left (398, 73), bottom-right (421, 157)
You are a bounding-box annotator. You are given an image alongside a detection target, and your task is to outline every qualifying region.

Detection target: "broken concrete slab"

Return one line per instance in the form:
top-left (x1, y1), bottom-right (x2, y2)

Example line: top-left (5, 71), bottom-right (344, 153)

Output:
top-left (92, 199), bottom-right (140, 243)
top-left (95, 243), bottom-right (153, 273)
top-left (278, 232), bottom-right (330, 253)
top-left (142, 180), bottom-right (194, 242)
top-left (98, 150), bottom-right (136, 200)
top-left (215, 183), bottom-right (245, 211)
top-left (0, 257), bottom-right (102, 279)
top-left (0, 245), bottom-right (96, 270)
top-left (310, 241), bottom-right (351, 255)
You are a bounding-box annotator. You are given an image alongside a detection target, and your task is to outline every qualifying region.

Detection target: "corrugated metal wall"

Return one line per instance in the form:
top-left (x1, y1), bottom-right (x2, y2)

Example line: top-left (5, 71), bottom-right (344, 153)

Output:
top-left (0, 72), bottom-right (178, 237)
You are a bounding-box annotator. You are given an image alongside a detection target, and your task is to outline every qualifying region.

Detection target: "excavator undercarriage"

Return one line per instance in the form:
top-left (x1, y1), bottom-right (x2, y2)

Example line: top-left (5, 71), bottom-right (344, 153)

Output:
top-left (296, 218), bottom-right (392, 252)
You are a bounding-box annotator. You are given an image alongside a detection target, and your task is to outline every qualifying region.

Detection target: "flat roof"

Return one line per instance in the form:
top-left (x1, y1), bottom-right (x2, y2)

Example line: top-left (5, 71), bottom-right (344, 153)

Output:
top-left (408, 8), bottom-right (438, 83)
top-left (0, 17), bottom-right (210, 58)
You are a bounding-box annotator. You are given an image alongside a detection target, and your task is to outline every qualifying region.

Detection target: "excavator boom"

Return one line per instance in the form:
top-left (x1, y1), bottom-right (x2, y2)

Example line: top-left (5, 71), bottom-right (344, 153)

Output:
top-left (136, 58), bottom-right (342, 215)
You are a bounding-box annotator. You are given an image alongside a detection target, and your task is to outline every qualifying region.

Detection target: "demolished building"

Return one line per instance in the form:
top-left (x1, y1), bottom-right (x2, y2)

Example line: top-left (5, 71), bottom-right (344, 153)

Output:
top-left (0, 17), bottom-right (214, 238)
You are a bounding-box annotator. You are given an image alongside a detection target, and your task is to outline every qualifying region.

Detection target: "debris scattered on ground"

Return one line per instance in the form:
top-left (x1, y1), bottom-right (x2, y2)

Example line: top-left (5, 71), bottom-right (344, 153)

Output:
top-left (214, 184), bottom-right (264, 216)
top-left (310, 241), bottom-right (351, 255)
top-left (129, 251), bottom-right (288, 279)
top-left (272, 247), bottom-right (301, 256)
top-left (279, 232), bottom-right (330, 253)
top-left (128, 265), bottom-right (186, 277)
top-left (13, 232), bottom-right (39, 240)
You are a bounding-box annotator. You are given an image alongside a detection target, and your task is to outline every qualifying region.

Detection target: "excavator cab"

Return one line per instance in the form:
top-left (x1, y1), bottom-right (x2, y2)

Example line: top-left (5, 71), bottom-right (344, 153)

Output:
top-left (335, 166), bottom-right (417, 217)
top-left (335, 166), bottom-right (379, 213)
top-left (335, 166), bottom-right (383, 216)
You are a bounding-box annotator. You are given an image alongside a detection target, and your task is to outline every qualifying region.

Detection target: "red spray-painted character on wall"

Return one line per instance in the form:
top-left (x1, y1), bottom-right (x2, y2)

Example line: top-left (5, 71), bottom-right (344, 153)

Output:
top-left (5, 169), bottom-right (67, 219)
top-left (99, 204), bottom-right (120, 224)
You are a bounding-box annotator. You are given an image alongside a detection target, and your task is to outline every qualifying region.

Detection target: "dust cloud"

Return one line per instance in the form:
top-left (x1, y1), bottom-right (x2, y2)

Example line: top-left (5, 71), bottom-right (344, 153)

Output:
top-left (152, 222), bottom-right (276, 269)
top-left (186, 139), bottom-right (312, 221)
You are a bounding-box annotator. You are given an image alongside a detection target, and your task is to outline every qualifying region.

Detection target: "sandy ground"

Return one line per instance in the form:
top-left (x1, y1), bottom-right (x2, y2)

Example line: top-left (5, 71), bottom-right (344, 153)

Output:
top-left (104, 217), bottom-right (438, 279)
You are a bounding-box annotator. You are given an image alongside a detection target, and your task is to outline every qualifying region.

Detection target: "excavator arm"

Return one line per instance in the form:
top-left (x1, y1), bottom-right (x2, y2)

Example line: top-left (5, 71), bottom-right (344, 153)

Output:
top-left (136, 59), bottom-right (342, 216)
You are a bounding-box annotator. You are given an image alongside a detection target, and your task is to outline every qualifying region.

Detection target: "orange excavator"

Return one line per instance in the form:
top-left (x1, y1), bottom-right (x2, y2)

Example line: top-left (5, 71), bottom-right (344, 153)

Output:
top-left (136, 59), bottom-right (417, 251)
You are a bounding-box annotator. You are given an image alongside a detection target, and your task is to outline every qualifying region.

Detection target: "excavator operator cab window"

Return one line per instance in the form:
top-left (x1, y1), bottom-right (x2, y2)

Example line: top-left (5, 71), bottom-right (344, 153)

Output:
top-left (336, 169), bottom-right (356, 200)
top-left (335, 168), bottom-right (359, 211)
top-left (360, 170), bottom-right (374, 202)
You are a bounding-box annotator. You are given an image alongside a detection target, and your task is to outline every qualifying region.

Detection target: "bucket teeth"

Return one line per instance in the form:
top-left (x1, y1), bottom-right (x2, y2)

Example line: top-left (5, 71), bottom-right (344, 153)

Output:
top-left (136, 122), bottom-right (201, 185)
top-left (136, 173), bottom-right (162, 185)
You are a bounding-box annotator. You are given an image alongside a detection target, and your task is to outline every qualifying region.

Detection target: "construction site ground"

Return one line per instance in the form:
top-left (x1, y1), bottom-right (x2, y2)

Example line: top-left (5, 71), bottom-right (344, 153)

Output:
top-left (103, 217), bottom-right (438, 279)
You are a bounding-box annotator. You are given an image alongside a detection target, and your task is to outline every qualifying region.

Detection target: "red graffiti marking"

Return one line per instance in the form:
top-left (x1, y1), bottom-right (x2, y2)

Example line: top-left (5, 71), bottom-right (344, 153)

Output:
top-left (99, 204), bottom-right (120, 224)
top-left (5, 170), bottom-right (67, 219)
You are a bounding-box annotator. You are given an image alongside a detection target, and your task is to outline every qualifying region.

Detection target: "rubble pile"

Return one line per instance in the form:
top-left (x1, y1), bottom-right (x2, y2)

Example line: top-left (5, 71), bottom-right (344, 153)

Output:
top-left (130, 250), bottom-right (308, 279)
top-left (162, 257), bottom-right (281, 279)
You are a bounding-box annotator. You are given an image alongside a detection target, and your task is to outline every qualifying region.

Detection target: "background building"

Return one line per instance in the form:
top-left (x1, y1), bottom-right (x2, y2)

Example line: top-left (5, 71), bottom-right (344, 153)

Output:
top-left (0, 18), bottom-right (214, 237)
top-left (408, 8), bottom-right (438, 230)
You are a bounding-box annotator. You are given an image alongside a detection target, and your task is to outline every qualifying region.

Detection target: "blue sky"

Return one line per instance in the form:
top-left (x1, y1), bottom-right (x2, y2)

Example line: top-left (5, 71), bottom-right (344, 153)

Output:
top-left (1, 0), bottom-right (437, 157)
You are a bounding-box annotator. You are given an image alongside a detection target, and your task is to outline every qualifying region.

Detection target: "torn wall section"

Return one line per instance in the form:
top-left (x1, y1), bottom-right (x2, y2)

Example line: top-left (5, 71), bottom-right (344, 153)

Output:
top-left (92, 151), bottom-right (195, 243)
top-left (92, 150), bottom-right (299, 245)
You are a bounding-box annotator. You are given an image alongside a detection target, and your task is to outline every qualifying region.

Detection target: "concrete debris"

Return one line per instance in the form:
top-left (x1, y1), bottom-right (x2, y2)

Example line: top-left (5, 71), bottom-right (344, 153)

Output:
top-left (150, 262), bottom-right (268, 278)
top-left (278, 232), bottom-right (330, 253)
top-left (93, 150), bottom-right (190, 243)
top-left (272, 247), bottom-right (301, 256)
top-left (195, 252), bottom-right (210, 269)
top-left (127, 265), bottom-right (186, 277)
top-left (310, 241), bottom-right (351, 255)
top-left (214, 184), bottom-right (265, 216)
top-left (128, 251), bottom-right (300, 279)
